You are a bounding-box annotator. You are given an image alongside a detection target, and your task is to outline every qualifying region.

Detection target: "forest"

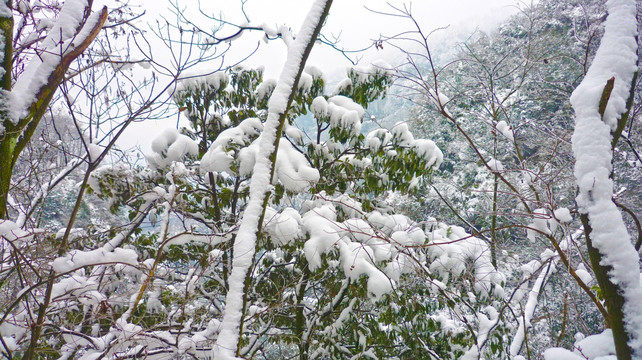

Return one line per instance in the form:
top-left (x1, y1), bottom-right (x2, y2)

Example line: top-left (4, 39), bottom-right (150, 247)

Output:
top-left (0, 0), bottom-right (641, 359)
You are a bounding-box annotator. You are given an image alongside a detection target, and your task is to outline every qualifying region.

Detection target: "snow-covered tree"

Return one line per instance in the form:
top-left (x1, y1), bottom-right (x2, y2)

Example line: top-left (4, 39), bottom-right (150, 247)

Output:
top-left (2, 0), bottom-right (641, 359)
top-left (82, 46), bottom-right (450, 360)
top-left (0, 0), bottom-right (255, 357)
top-left (383, 0), bottom-right (642, 358)
top-left (569, 0), bottom-right (642, 357)
top-left (0, 0), bottom-right (107, 220)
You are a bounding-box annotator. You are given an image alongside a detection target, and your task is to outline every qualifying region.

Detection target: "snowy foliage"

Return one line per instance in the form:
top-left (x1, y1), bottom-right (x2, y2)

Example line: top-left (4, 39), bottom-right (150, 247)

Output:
top-left (396, 0), bottom-right (642, 357)
top-left (0, 56), bottom-right (450, 358)
top-left (1, 0), bottom-right (641, 359)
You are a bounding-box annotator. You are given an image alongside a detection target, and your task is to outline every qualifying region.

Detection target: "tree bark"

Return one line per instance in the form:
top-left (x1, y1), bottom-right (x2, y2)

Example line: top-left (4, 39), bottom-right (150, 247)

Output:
top-left (571, 0), bottom-right (642, 353)
top-left (0, 2), bottom-right (107, 219)
top-left (0, 0), bottom-right (14, 219)
top-left (212, 1), bottom-right (333, 359)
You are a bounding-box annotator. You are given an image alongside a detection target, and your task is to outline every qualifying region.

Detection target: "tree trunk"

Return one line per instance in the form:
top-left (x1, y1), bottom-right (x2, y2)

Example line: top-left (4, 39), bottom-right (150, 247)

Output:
top-left (0, 0), bottom-right (13, 219)
top-left (570, 1), bottom-right (642, 357)
top-left (581, 214), bottom-right (633, 359)
top-left (212, 1), bottom-right (334, 359)
top-left (0, 2), bottom-right (106, 219)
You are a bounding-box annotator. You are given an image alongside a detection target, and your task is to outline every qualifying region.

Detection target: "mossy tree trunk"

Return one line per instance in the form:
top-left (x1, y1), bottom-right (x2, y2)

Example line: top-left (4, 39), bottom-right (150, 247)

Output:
top-left (0, 0), bottom-right (14, 219)
top-left (0, 1), bottom-right (107, 219)
top-left (580, 72), bottom-right (639, 360)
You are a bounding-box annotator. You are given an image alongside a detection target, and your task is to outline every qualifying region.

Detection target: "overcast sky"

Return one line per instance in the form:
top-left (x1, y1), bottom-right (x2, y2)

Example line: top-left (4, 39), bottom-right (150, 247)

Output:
top-left (183, 0), bottom-right (523, 79)
top-left (120, 0), bottom-right (523, 151)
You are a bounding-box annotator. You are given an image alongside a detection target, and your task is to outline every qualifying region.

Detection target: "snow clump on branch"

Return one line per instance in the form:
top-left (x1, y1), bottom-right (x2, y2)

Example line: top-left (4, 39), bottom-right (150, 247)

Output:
top-left (147, 128), bottom-right (199, 170)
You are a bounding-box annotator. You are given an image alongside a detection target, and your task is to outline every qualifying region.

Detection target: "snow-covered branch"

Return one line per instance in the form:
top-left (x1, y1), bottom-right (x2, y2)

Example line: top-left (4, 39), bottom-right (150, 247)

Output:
top-left (213, 1), bottom-right (334, 358)
top-left (570, 0), bottom-right (642, 357)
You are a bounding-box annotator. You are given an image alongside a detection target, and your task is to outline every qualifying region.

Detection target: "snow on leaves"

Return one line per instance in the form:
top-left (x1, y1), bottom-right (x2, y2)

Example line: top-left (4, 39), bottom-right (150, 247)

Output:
top-left (148, 128), bottom-right (199, 170)
top-left (0, 2), bottom-right (512, 358)
top-left (213, 1), bottom-right (334, 357)
top-left (33, 64), bottom-right (451, 359)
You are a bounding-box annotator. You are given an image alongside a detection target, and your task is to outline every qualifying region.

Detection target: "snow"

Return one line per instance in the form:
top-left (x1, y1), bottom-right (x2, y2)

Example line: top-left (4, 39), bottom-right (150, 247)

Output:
top-left (305, 65), bottom-right (324, 80)
top-left (543, 348), bottom-right (585, 360)
top-left (0, 336), bottom-right (16, 352)
top-left (334, 78), bottom-right (353, 94)
top-left (384, 253), bottom-right (410, 281)
top-left (145, 279), bottom-right (166, 314)
top-left (175, 71), bottom-right (229, 96)
top-left (52, 248), bottom-right (139, 273)
top-left (266, 207), bottom-right (303, 246)
top-left (368, 211), bottom-right (411, 233)
top-left (339, 241), bottom-right (374, 277)
top-left (257, 78), bottom-right (277, 101)
top-left (365, 133), bottom-right (381, 150)
top-left (302, 204), bottom-right (341, 270)
top-left (465, 306), bottom-right (500, 359)
top-left (51, 275), bottom-right (105, 306)
top-left (285, 124), bottom-right (304, 144)
top-left (348, 60), bottom-right (393, 90)
top-left (495, 120), bottom-right (514, 141)
top-left (42, 0), bottom-right (88, 48)
top-left (391, 122), bottom-right (414, 146)
top-left (87, 143), bottom-right (102, 162)
top-left (201, 118), bottom-right (318, 191)
top-left (365, 129), bottom-right (392, 151)
top-left (297, 71), bottom-right (313, 91)
top-left (366, 268), bottom-right (392, 299)
top-left (201, 117), bottom-right (263, 173)
top-left (364, 123), bottom-right (443, 169)
top-left (259, 22), bottom-right (278, 38)
top-left (426, 221), bottom-right (503, 297)
top-left (0, 219), bottom-right (33, 245)
top-left (164, 233), bottom-right (231, 248)
top-left (575, 263), bottom-right (593, 285)
top-left (413, 139), bottom-right (443, 167)
top-left (237, 144), bottom-right (258, 176)
top-left (530, 208), bottom-right (553, 235)
top-left (323, 297), bottom-right (357, 337)
top-left (575, 329), bottom-right (617, 359)
top-left (461, 347), bottom-right (479, 360)
top-left (213, 1), bottom-right (332, 358)
top-left (487, 157), bottom-right (504, 172)
top-left (9, 0), bottom-right (104, 123)
top-left (390, 227), bottom-right (424, 247)
top-left (428, 88), bottom-right (450, 109)
top-left (274, 140), bottom-right (320, 191)
top-left (311, 96), bottom-right (329, 117)
top-left (510, 259), bottom-right (555, 356)
top-left (299, 197), bottom-right (403, 299)
top-left (6, 1), bottom-right (631, 358)
top-left (570, 0), bottom-right (642, 355)
top-left (370, 59), bottom-right (393, 74)
top-left (553, 207), bottom-right (572, 223)
top-left (546, 329), bottom-right (616, 360)
top-left (147, 128), bottom-right (199, 169)
top-left (326, 95), bottom-right (365, 135)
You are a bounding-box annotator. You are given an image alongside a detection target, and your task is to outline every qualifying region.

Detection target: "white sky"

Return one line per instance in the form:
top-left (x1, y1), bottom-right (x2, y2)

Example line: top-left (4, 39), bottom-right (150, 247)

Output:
top-left (119, 0), bottom-right (522, 151)
top-left (182, 0), bottom-right (522, 79)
